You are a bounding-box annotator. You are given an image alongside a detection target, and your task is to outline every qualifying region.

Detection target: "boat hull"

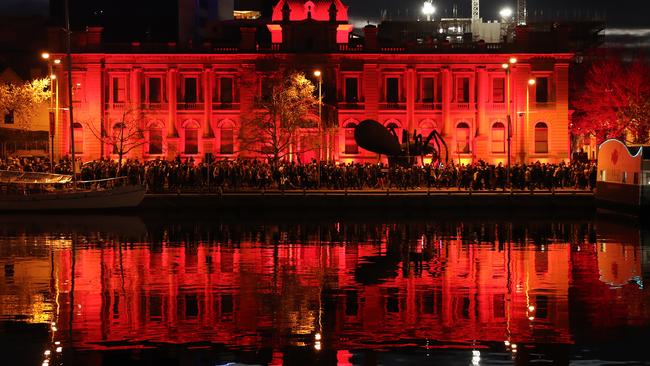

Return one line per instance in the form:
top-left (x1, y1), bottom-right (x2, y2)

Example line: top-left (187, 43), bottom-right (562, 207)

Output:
top-left (0, 185), bottom-right (145, 211)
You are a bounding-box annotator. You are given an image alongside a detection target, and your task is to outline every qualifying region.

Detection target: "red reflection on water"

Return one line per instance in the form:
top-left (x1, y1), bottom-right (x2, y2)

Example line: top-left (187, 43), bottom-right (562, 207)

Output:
top-left (49, 233), bottom-right (648, 353)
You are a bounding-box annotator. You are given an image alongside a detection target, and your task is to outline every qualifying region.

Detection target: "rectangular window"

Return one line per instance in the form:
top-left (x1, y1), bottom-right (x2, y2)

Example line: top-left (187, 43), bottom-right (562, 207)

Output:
top-left (456, 77), bottom-right (470, 103)
top-left (345, 77), bottom-right (359, 103)
top-left (112, 77), bottom-right (126, 103)
top-left (184, 77), bottom-right (198, 103)
top-left (536, 77), bottom-right (549, 103)
top-left (4, 111), bottom-right (14, 124)
top-left (422, 77), bottom-right (435, 103)
top-left (220, 128), bottom-right (234, 154)
top-left (185, 129), bottom-right (198, 154)
top-left (344, 128), bottom-right (358, 154)
top-left (149, 129), bottom-right (163, 154)
top-left (386, 77), bottom-right (399, 103)
top-left (220, 78), bottom-right (233, 103)
top-left (535, 127), bottom-right (549, 153)
top-left (492, 125), bottom-right (505, 153)
top-left (492, 78), bottom-right (505, 103)
top-left (148, 78), bottom-right (162, 103)
top-left (74, 128), bottom-right (83, 154)
top-left (261, 77), bottom-right (273, 101)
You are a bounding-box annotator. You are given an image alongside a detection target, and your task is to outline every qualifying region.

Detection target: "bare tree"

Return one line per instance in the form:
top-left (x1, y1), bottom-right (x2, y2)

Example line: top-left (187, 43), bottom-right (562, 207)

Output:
top-left (85, 106), bottom-right (146, 168)
top-left (0, 78), bottom-right (51, 130)
top-left (238, 71), bottom-right (318, 163)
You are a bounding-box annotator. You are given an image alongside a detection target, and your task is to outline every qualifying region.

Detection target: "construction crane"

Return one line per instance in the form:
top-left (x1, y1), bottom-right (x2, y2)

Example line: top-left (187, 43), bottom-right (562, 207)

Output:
top-left (471, 0), bottom-right (479, 21)
top-left (517, 0), bottom-right (527, 25)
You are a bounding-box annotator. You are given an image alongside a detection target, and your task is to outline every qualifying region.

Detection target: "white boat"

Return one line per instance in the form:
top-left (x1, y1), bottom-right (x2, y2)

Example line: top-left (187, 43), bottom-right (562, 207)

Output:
top-left (0, 171), bottom-right (145, 211)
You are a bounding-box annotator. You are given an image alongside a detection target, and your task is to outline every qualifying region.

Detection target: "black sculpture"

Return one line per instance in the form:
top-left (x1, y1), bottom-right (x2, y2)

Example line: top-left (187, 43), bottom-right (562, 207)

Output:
top-left (354, 119), bottom-right (448, 167)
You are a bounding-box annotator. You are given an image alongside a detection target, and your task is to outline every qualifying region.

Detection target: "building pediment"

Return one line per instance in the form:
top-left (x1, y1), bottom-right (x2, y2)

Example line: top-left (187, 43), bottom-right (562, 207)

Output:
top-left (271, 0), bottom-right (349, 22)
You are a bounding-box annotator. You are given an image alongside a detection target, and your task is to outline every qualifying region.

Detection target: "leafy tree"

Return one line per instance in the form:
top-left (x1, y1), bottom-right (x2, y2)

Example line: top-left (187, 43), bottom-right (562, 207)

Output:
top-left (572, 53), bottom-right (650, 145)
top-left (85, 106), bottom-right (146, 168)
top-left (239, 71), bottom-right (318, 163)
top-left (0, 78), bottom-right (51, 130)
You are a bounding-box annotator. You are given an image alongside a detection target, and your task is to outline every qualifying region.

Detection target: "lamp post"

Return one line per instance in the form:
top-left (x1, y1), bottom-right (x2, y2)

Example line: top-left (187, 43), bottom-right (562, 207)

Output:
top-left (314, 70), bottom-right (322, 187)
top-left (42, 52), bottom-right (60, 172)
top-left (526, 78), bottom-right (535, 160)
top-left (502, 57), bottom-right (517, 187)
top-left (422, 1), bottom-right (436, 21)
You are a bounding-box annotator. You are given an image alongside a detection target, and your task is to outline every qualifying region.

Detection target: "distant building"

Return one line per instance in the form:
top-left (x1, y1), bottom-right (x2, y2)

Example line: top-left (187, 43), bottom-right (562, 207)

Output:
top-left (596, 139), bottom-right (650, 208)
top-left (48, 0), bottom-right (589, 165)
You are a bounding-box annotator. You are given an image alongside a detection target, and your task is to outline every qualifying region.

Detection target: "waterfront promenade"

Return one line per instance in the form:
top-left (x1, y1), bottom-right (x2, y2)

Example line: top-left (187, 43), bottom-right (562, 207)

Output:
top-left (142, 188), bottom-right (594, 210)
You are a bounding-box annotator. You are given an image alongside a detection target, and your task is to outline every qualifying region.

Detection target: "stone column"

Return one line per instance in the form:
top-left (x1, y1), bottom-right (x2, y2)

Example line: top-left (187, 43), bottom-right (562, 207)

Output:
top-left (203, 67), bottom-right (213, 137)
top-left (475, 66), bottom-right (488, 158)
top-left (166, 67), bottom-right (178, 137)
top-left (405, 67), bottom-right (415, 132)
top-left (441, 67), bottom-right (452, 136)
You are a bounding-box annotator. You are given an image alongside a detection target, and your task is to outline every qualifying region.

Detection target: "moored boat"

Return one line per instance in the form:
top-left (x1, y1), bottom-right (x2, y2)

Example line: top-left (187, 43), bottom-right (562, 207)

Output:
top-left (0, 171), bottom-right (145, 211)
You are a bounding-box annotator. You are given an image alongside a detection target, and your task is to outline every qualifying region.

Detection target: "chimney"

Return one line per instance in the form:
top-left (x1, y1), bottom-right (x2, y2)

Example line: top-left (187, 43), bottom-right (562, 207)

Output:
top-left (363, 25), bottom-right (378, 51)
top-left (240, 27), bottom-right (257, 51)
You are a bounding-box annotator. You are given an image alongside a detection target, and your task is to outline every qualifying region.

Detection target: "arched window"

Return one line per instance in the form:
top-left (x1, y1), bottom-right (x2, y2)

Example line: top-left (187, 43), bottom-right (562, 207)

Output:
top-left (385, 120), bottom-right (402, 143)
top-left (534, 122), bottom-right (548, 153)
top-left (73, 122), bottom-right (83, 154)
top-left (148, 122), bottom-right (163, 155)
top-left (491, 122), bottom-right (506, 153)
top-left (456, 122), bottom-right (470, 154)
top-left (183, 120), bottom-right (200, 155)
top-left (344, 122), bottom-right (358, 154)
top-left (418, 120), bottom-right (437, 141)
top-left (219, 120), bottom-right (235, 155)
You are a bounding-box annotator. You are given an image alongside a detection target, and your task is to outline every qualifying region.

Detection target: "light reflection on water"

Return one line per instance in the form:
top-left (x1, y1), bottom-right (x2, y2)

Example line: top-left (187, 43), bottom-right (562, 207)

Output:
top-left (0, 215), bottom-right (649, 365)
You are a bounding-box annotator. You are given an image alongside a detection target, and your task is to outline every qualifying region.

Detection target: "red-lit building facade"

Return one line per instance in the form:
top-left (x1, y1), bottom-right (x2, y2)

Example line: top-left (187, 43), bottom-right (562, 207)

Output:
top-left (49, 0), bottom-right (572, 164)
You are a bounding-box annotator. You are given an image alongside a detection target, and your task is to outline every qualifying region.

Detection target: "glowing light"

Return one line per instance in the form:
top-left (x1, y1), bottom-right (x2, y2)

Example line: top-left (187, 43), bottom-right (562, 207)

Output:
top-left (504, 340), bottom-right (511, 346)
top-left (509, 57), bottom-right (518, 64)
top-left (56, 347), bottom-right (62, 353)
top-left (499, 8), bottom-right (513, 18)
top-left (50, 74), bottom-right (56, 80)
top-left (54, 59), bottom-right (61, 65)
top-left (54, 342), bottom-right (60, 345)
top-left (511, 344), bottom-right (518, 349)
top-left (472, 349), bottom-right (481, 365)
top-left (528, 316), bottom-right (535, 321)
top-left (422, 1), bottom-right (436, 19)
top-left (314, 341), bottom-right (322, 351)
top-left (41, 52), bottom-right (50, 60)
top-left (502, 63), bottom-right (509, 69)
top-left (313, 70), bottom-right (321, 78)
top-left (528, 305), bottom-right (535, 312)
top-left (314, 333), bottom-right (322, 341)
top-left (44, 350), bottom-right (51, 356)
top-left (528, 79), bottom-right (536, 85)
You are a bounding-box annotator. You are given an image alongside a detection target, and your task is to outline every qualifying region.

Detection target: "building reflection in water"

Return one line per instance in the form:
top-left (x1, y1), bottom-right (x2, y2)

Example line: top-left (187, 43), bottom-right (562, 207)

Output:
top-left (0, 216), bottom-right (648, 365)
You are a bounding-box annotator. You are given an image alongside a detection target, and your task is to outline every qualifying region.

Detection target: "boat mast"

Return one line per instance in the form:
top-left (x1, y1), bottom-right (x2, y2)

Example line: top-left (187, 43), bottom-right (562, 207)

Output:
top-left (64, 0), bottom-right (76, 184)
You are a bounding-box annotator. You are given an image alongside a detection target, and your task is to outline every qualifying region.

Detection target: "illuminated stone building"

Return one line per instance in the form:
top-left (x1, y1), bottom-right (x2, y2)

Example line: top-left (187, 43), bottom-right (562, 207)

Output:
top-left (49, 0), bottom-right (574, 164)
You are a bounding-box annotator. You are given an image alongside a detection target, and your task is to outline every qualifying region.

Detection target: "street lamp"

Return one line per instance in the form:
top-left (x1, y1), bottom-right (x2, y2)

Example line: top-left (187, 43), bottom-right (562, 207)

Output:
top-left (42, 52), bottom-right (59, 172)
top-left (422, 1), bottom-right (436, 21)
top-left (503, 57), bottom-right (517, 187)
top-left (526, 78), bottom-right (536, 159)
top-left (41, 52), bottom-right (50, 60)
top-left (314, 70), bottom-right (323, 186)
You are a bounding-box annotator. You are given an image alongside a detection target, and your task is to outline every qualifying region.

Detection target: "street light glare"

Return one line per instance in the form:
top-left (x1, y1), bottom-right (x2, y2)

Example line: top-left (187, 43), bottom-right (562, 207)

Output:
top-left (422, 1), bottom-right (436, 16)
top-left (50, 74), bottom-right (56, 80)
top-left (502, 63), bottom-right (509, 69)
top-left (509, 57), bottom-right (518, 64)
top-left (499, 8), bottom-right (513, 18)
top-left (41, 52), bottom-right (50, 60)
top-left (54, 59), bottom-right (61, 65)
top-left (528, 79), bottom-right (536, 85)
top-left (314, 70), bottom-right (321, 77)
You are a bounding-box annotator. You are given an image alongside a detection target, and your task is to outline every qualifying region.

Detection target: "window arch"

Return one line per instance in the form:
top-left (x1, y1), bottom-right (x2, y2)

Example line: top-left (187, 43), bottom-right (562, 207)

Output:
top-left (183, 120), bottom-right (200, 155)
top-left (456, 122), bottom-right (470, 154)
top-left (418, 119), bottom-right (437, 140)
top-left (344, 121), bottom-right (359, 154)
top-left (218, 119), bottom-right (235, 155)
top-left (534, 122), bottom-right (548, 153)
top-left (147, 121), bottom-right (164, 155)
top-left (385, 120), bottom-right (402, 142)
top-left (491, 121), bottom-right (506, 153)
top-left (73, 122), bottom-right (83, 154)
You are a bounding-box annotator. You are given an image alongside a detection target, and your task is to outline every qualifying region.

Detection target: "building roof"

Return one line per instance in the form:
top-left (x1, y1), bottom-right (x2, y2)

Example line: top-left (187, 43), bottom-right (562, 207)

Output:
top-left (271, 0), bottom-right (348, 22)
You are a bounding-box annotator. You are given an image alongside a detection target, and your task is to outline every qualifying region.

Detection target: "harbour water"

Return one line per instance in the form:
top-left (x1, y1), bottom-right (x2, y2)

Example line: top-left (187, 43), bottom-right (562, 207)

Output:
top-left (0, 212), bottom-right (648, 365)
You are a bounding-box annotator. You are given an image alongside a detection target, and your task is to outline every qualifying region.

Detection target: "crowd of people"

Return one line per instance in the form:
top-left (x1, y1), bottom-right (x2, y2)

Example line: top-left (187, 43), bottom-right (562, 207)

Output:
top-left (0, 156), bottom-right (598, 192)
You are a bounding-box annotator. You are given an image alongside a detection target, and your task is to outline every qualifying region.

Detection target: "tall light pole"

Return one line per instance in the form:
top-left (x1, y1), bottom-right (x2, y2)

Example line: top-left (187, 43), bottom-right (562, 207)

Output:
top-left (502, 57), bottom-right (517, 187)
top-left (422, 1), bottom-right (436, 21)
top-left (314, 70), bottom-right (322, 187)
top-left (526, 78), bottom-right (535, 160)
top-left (42, 53), bottom-right (60, 172)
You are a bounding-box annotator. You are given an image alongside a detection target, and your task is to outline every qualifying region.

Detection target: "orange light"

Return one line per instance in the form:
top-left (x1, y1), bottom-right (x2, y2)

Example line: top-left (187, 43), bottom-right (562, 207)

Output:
top-left (41, 52), bottom-right (50, 60)
top-left (314, 70), bottom-right (322, 77)
top-left (54, 59), bottom-right (61, 65)
top-left (528, 79), bottom-right (536, 85)
top-left (50, 74), bottom-right (56, 80)
top-left (502, 63), bottom-right (509, 69)
top-left (509, 57), bottom-right (518, 64)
